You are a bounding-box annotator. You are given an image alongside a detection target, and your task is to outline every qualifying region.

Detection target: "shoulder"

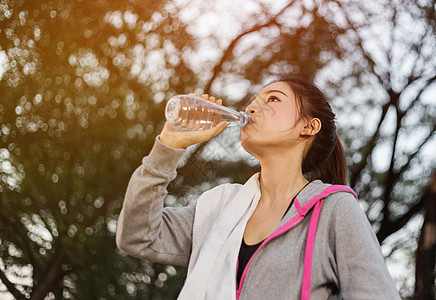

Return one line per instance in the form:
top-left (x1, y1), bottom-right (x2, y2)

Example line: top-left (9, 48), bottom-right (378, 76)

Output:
top-left (302, 181), bottom-right (359, 212)
top-left (192, 182), bottom-right (244, 228)
top-left (196, 182), bottom-right (243, 210)
top-left (321, 187), bottom-right (376, 238)
top-left (323, 187), bottom-right (362, 215)
top-left (199, 182), bottom-right (243, 199)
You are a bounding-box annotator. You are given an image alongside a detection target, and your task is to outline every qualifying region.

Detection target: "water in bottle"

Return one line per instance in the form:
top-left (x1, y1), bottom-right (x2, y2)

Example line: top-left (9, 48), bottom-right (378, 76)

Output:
top-left (165, 95), bottom-right (250, 131)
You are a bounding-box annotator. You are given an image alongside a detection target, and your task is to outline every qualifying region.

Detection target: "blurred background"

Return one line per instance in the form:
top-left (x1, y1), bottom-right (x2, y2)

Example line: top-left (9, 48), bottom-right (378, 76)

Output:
top-left (0, 0), bottom-right (435, 299)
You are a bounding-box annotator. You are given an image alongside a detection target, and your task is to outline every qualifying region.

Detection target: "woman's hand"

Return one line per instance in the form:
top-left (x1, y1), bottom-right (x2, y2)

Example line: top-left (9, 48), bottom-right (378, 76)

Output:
top-left (159, 94), bottom-right (230, 149)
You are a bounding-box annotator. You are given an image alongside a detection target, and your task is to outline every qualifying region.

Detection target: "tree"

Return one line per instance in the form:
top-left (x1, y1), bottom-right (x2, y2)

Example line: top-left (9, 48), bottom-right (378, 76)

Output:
top-left (175, 0), bottom-right (435, 296)
top-left (1, 0), bottom-right (434, 298)
top-left (0, 0), bottom-right (197, 298)
top-left (330, 1), bottom-right (435, 296)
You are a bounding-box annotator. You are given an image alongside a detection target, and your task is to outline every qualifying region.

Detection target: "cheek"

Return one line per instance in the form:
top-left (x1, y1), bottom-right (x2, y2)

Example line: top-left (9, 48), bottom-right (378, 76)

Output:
top-left (274, 114), bottom-right (295, 130)
top-left (261, 108), bottom-right (297, 131)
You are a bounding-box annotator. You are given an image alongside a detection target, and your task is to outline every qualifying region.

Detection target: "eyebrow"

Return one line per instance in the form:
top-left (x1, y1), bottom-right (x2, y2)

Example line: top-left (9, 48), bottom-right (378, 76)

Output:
top-left (247, 89), bottom-right (288, 105)
top-left (264, 89), bottom-right (288, 98)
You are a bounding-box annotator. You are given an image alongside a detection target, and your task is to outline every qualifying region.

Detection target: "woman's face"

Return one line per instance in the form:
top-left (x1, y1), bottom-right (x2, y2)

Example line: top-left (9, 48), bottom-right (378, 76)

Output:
top-left (241, 81), bottom-right (305, 156)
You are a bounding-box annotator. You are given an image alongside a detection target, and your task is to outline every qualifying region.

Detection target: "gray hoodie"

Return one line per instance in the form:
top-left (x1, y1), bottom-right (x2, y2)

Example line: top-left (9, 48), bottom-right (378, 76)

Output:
top-left (116, 135), bottom-right (401, 299)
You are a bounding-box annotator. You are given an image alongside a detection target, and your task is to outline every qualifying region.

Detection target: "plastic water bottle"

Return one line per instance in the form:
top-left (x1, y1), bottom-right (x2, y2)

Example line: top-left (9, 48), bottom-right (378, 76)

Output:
top-left (165, 94), bottom-right (250, 131)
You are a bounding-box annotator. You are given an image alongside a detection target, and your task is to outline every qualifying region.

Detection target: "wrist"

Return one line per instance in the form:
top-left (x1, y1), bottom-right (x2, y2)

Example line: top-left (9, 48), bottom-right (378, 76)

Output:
top-left (158, 134), bottom-right (186, 149)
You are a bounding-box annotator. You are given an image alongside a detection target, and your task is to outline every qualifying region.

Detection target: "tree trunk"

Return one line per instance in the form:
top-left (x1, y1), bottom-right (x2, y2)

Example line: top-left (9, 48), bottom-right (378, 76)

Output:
top-left (415, 170), bottom-right (436, 299)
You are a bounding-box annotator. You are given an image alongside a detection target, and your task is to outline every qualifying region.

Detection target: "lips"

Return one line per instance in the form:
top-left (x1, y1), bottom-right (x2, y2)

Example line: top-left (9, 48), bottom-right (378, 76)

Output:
top-left (247, 116), bottom-right (255, 125)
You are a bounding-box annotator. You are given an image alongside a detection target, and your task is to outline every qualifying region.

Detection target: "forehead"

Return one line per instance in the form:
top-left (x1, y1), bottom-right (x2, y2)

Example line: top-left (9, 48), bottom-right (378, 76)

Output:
top-left (260, 81), bottom-right (294, 98)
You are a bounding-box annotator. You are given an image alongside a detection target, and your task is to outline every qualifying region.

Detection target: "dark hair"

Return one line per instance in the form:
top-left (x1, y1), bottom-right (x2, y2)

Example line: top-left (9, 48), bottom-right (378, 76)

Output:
top-left (252, 77), bottom-right (347, 185)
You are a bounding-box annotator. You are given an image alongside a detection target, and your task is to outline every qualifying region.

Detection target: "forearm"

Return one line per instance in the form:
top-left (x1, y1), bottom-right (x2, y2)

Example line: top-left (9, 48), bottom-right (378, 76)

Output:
top-left (116, 135), bottom-right (194, 266)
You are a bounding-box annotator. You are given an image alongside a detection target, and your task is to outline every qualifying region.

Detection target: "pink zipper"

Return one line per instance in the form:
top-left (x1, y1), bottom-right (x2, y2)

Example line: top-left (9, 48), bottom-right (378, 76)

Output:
top-left (236, 209), bottom-right (305, 298)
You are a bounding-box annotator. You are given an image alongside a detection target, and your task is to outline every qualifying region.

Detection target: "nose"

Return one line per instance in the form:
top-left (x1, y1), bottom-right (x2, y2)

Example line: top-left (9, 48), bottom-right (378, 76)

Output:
top-left (245, 106), bottom-right (255, 114)
top-left (245, 102), bottom-right (258, 114)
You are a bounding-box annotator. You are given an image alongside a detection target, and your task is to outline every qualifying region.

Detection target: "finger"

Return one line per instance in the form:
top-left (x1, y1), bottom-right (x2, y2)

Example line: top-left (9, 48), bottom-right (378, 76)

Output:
top-left (215, 120), bottom-right (229, 129)
top-left (216, 121), bottom-right (230, 132)
top-left (205, 122), bottom-right (229, 139)
top-left (188, 93), bottom-right (198, 96)
top-left (200, 94), bottom-right (209, 99)
top-left (217, 99), bottom-right (222, 105)
top-left (221, 120), bottom-right (230, 127)
top-left (209, 96), bottom-right (216, 102)
top-left (203, 120), bottom-right (228, 134)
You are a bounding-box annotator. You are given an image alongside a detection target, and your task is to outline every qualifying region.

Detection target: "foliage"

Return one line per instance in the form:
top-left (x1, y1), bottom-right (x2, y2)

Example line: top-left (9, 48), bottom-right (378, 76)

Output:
top-left (0, 0), bottom-right (196, 298)
top-left (0, 0), bottom-right (434, 298)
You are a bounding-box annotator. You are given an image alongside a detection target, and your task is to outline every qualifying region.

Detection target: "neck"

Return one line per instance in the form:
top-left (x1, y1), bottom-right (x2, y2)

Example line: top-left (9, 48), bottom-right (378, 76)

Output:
top-left (257, 152), bottom-right (309, 208)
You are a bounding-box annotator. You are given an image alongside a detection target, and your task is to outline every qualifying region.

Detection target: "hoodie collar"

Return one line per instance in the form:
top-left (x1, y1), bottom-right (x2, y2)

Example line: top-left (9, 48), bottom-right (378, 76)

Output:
top-left (251, 172), bottom-right (330, 231)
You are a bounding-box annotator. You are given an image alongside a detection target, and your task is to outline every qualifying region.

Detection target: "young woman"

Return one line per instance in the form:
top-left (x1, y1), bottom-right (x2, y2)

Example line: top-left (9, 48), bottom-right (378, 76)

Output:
top-left (116, 77), bottom-right (400, 299)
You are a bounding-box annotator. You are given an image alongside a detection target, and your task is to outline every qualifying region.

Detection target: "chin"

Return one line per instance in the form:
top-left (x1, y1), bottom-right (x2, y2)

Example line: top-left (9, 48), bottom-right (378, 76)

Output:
top-left (240, 136), bottom-right (253, 153)
top-left (240, 136), bottom-right (264, 159)
top-left (241, 145), bottom-right (258, 160)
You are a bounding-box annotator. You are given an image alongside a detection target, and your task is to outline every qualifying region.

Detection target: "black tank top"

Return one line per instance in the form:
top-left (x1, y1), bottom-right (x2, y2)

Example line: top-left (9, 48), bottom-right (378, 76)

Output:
top-left (236, 196), bottom-right (296, 287)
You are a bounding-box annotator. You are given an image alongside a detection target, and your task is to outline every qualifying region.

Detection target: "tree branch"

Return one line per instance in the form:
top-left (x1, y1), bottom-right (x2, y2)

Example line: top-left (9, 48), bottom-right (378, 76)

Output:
top-left (0, 266), bottom-right (25, 300)
top-left (0, 208), bottom-right (40, 284)
top-left (395, 123), bottom-right (435, 180)
top-left (405, 22), bottom-right (435, 88)
top-left (30, 246), bottom-right (67, 300)
top-left (350, 92), bottom-right (397, 188)
top-left (377, 185), bottom-right (428, 243)
top-left (403, 73), bottom-right (436, 117)
top-left (384, 232), bottom-right (419, 258)
top-left (381, 93), bottom-right (407, 225)
top-left (203, 0), bottom-right (296, 93)
top-left (386, 0), bottom-right (398, 84)
top-left (333, 0), bottom-right (390, 90)
top-left (378, 76), bottom-right (435, 237)
top-left (189, 1), bottom-right (302, 179)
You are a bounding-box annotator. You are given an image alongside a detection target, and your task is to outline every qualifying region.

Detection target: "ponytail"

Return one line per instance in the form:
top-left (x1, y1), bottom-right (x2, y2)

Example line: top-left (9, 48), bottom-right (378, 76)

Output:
top-left (308, 134), bottom-right (347, 185)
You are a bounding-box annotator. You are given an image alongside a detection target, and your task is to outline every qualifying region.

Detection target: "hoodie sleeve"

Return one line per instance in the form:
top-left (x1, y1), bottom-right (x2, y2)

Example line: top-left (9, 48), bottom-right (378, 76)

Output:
top-left (331, 193), bottom-right (401, 299)
top-left (116, 134), bottom-right (195, 267)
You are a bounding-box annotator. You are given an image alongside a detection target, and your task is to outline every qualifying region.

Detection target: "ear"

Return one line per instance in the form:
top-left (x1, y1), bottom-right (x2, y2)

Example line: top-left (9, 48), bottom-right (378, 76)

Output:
top-left (300, 118), bottom-right (321, 137)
